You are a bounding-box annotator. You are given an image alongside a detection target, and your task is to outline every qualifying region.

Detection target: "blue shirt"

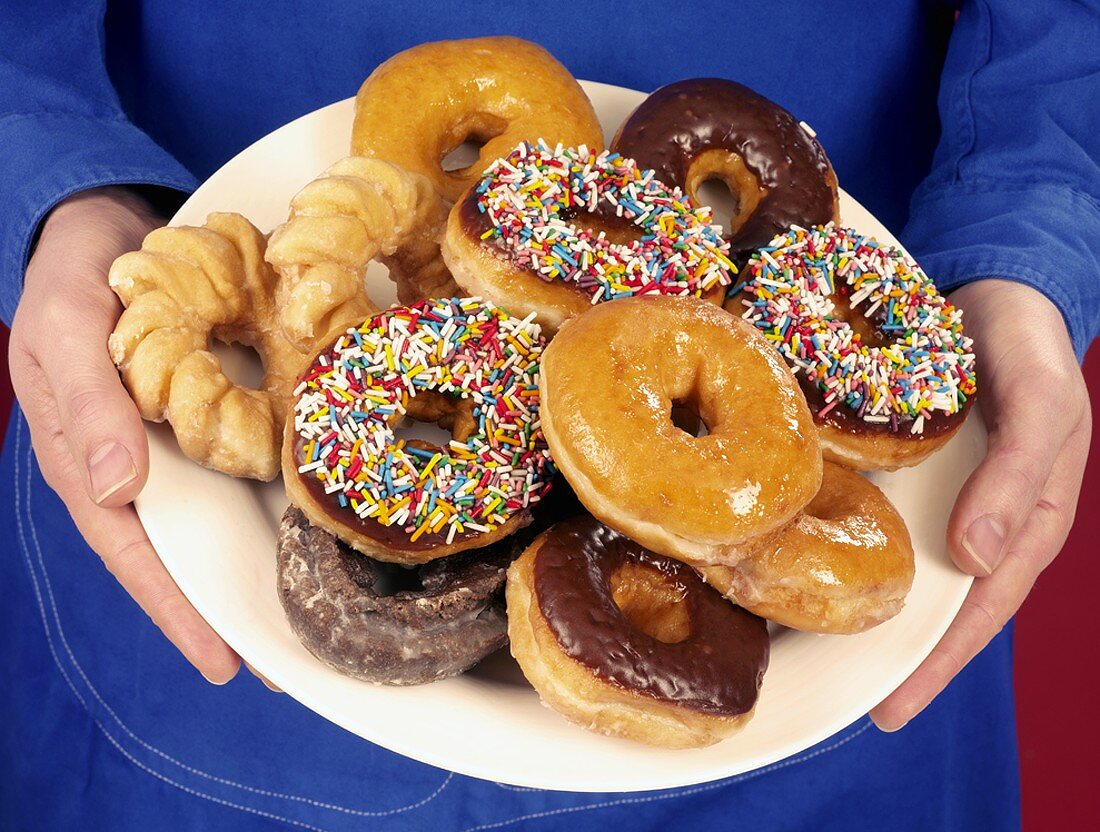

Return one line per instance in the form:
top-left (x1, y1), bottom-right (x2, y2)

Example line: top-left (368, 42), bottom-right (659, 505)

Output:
top-left (1, 2), bottom-right (1097, 830)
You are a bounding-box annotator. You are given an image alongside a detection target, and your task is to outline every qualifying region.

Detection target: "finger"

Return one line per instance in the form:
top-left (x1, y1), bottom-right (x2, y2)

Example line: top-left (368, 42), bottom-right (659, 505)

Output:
top-left (34, 283), bottom-right (150, 508)
top-left (871, 440), bottom-right (1085, 731)
top-left (21, 396), bottom-right (239, 684)
top-left (244, 661), bottom-right (283, 693)
top-left (946, 343), bottom-right (1082, 577)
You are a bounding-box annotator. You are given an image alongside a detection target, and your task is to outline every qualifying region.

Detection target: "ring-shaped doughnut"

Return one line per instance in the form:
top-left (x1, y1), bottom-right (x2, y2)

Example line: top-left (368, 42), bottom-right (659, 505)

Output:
top-left (506, 514), bottom-right (770, 747)
top-left (538, 294), bottom-right (822, 566)
top-left (351, 36), bottom-right (603, 203)
top-left (443, 141), bottom-right (736, 334)
top-left (283, 298), bottom-right (554, 564)
top-left (701, 463), bottom-right (915, 634)
top-left (278, 506), bottom-right (512, 685)
top-left (611, 78), bottom-right (838, 253)
top-left (728, 224), bottom-right (976, 471)
top-left (266, 157), bottom-right (455, 350)
top-left (109, 213), bottom-right (304, 480)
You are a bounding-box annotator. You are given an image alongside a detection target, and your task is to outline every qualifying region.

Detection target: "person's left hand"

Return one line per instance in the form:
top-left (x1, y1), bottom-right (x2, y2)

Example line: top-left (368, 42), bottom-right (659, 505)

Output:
top-left (870, 279), bottom-right (1092, 731)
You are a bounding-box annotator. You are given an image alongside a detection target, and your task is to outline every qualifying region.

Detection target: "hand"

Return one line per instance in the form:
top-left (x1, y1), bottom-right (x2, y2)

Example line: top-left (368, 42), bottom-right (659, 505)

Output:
top-left (8, 188), bottom-right (241, 685)
top-left (871, 279), bottom-right (1092, 730)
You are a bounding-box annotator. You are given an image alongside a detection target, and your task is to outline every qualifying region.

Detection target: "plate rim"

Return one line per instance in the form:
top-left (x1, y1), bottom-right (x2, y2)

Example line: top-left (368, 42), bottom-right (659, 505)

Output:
top-left (138, 80), bottom-right (978, 792)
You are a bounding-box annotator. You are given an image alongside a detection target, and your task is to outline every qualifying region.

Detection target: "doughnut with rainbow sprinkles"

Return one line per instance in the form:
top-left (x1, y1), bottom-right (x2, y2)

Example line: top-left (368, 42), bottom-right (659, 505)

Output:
top-left (729, 223), bottom-right (976, 470)
top-left (443, 140), bottom-right (737, 333)
top-left (282, 297), bottom-right (555, 564)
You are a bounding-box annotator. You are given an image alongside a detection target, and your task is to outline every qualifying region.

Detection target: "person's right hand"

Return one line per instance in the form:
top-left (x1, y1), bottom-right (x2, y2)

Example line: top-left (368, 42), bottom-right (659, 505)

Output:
top-left (8, 187), bottom-right (242, 684)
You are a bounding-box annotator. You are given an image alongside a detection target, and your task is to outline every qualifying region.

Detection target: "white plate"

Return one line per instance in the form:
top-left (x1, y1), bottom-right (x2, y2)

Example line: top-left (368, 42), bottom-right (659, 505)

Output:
top-left (138, 81), bottom-right (983, 792)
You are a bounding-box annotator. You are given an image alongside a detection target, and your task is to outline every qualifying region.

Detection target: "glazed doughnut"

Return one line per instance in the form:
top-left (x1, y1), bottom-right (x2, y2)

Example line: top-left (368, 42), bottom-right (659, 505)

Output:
top-left (351, 36), bottom-right (603, 203)
top-left (278, 506), bottom-right (513, 685)
top-left (729, 224), bottom-right (976, 470)
top-left (701, 463), bottom-right (915, 634)
top-left (266, 156), bottom-right (458, 349)
top-left (507, 514), bottom-right (769, 748)
top-left (109, 213), bottom-right (305, 480)
top-left (611, 78), bottom-right (838, 253)
top-left (443, 141), bottom-right (737, 334)
top-left (283, 297), bottom-right (554, 565)
top-left (539, 295), bottom-right (822, 567)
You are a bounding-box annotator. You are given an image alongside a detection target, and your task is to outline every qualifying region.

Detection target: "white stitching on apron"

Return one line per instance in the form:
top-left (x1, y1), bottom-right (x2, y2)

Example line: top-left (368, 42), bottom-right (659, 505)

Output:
top-left (12, 411), bottom-right (873, 829)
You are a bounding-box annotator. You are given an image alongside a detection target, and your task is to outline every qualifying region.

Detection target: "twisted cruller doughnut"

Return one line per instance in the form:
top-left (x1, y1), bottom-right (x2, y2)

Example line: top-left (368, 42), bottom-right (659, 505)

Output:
top-left (109, 213), bottom-right (304, 480)
top-left (265, 157), bottom-right (457, 347)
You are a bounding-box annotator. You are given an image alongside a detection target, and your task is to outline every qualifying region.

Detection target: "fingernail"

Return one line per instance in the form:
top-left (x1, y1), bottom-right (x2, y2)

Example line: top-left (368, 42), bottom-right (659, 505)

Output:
top-left (200, 670), bottom-right (230, 686)
top-left (878, 720), bottom-right (909, 733)
top-left (88, 442), bottom-right (137, 504)
top-left (962, 516), bottom-right (1007, 574)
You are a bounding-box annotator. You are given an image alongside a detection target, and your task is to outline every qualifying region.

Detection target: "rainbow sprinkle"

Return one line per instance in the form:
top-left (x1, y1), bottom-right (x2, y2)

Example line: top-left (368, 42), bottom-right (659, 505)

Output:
top-left (734, 224), bottom-right (976, 434)
top-left (474, 140), bottom-right (736, 303)
top-left (292, 298), bottom-right (554, 543)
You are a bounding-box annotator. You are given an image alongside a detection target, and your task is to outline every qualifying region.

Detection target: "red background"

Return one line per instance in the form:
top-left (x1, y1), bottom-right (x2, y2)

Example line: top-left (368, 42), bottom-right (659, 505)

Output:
top-left (1, 325), bottom-right (1096, 828)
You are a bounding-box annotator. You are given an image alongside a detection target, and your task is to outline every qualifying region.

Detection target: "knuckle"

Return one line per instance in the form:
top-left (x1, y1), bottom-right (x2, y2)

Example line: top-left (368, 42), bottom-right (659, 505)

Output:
top-left (928, 644), bottom-right (964, 676)
top-left (145, 588), bottom-right (190, 634)
top-left (66, 385), bottom-right (112, 430)
top-left (962, 597), bottom-right (1007, 636)
top-left (103, 537), bottom-right (153, 573)
top-left (990, 446), bottom-right (1046, 500)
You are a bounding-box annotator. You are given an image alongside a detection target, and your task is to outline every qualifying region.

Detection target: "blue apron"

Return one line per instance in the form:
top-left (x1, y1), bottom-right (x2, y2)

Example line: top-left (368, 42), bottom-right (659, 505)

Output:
top-left (9, 0), bottom-right (1083, 826)
top-left (0, 409), bottom-right (1019, 830)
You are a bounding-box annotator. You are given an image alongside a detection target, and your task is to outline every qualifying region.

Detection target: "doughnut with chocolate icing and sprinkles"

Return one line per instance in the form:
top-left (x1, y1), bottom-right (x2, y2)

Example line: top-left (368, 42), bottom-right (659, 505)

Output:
top-left (729, 223), bottom-right (976, 470)
top-left (283, 297), bottom-right (554, 564)
top-left (442, 140), bottom-right (737, 334)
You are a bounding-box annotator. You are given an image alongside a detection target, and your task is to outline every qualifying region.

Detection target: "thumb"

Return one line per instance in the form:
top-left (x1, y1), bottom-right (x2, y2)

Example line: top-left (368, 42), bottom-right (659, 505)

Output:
top-left (40, 290), bottom-right (150, 507)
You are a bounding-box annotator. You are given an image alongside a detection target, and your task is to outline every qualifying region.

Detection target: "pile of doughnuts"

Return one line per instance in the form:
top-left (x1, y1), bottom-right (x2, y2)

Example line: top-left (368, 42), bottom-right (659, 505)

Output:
top-left (106, 37), bottom-right (977, 748)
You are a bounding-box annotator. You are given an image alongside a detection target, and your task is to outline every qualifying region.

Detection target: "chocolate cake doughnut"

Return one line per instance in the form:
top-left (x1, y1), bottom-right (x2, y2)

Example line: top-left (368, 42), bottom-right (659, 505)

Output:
top-left (611, 78), bottom-right (838, 253)
top-left (277, 505), bottom-right (513, 685)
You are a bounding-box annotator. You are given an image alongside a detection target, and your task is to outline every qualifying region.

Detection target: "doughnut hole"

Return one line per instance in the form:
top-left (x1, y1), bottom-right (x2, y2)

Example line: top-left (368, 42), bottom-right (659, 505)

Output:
top-left (210, 338), bottom-right (265, 389)
top-left (556, 207), bottom-right (644, 247)
top-left (668, 385), bottom-right (720, 441)
top-left (684, 149), bottom-right (767, 238)
top-left (369, 560), bottom-right (426, 596)
top-left (670, 397), bottom-right (709, 438)
top-left (610, 561), bottom-right (691, 644)
top-left (830, 290), bottom-right (888, 348)
top-left (441, 114), bottom-right (508, 176)
top-left (390, 389), bottom-right (477, 454)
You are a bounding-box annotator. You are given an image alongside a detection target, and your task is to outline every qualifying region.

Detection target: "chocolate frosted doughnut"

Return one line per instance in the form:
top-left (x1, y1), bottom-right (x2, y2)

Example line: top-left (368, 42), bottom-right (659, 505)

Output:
top-left (507, 514), bottom-right (770, 747)
top-left (277, 506), bottom-right (513, 685)
top-left (611, 78), bottom-right (838, 253)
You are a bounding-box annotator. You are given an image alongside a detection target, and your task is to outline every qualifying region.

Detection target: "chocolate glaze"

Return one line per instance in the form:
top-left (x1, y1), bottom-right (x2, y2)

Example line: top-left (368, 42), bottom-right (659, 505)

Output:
top-left (533, 515), bottom-right (769, 716)
top-left (278, 506), bottom-right (515, 685)
top-left (295, 437), bottom-right (490, 551)
top-left (611, 78), bottom-right (836, 253)
top-left (731, 285), bottom-right (971, 437)
top-left (799, 374), bottom-right (971, 438)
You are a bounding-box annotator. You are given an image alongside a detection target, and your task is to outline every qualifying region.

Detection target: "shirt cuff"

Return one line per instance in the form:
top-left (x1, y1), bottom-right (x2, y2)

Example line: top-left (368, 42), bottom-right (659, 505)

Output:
top-left (901, 181), bottom-right (1100, 361)
top-left (0, 112), bottom-right (198, 326)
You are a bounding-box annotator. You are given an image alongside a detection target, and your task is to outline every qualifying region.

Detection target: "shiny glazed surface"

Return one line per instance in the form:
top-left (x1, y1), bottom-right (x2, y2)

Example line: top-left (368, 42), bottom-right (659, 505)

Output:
top-left (706, 463), bottom-right (914, 600)
top-left (532, 515), bottom-right (769, 716)
top-left (611, 78), bottom-right (837, 252)
top-left (352, 36), bottom-right (603, 202)
top-left (539, 295), bottom-right (822, 548)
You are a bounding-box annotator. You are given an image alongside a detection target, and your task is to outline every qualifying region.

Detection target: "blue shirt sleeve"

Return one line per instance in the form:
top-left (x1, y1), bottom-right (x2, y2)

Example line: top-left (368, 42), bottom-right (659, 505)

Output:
top-left (901, 0), bottom-right (1100, 360)
top-left (0, 2), bottom-right (197, 326)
